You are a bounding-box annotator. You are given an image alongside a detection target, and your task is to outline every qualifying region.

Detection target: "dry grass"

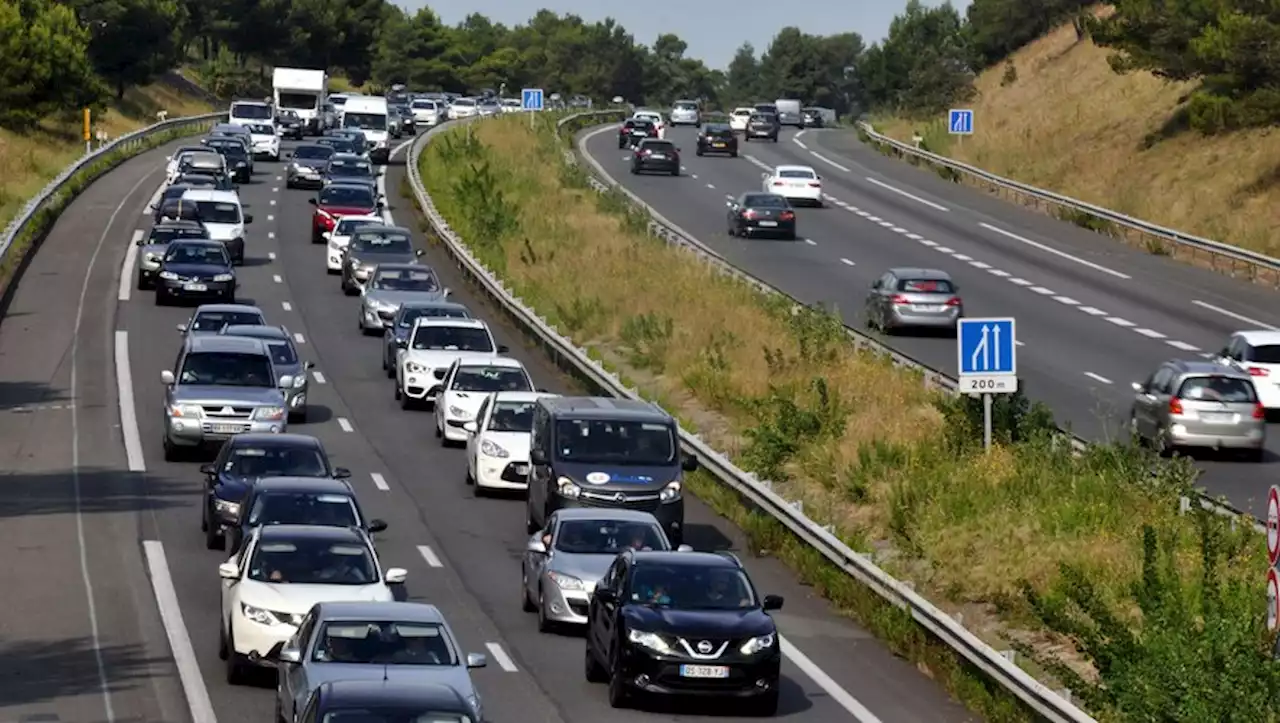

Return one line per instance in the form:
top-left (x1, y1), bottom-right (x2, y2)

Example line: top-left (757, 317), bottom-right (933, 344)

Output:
top-left (872, 12), bottom-right (1280, 256)
top-left (418, 115), bottom-right (1263, 696)
top-left (0, 82), bottom-right (214, 230)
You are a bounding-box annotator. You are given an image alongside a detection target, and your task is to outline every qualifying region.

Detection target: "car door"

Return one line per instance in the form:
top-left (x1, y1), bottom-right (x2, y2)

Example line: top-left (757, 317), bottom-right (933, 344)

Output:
top-left (221, 532), bottom-right (255, 622)
top-left (1220, 335), bottom-right (1246, 370)
top-left (467, 396), bottom-right (492, 479)
top-left (527, 407), bottom-right (549, 516)
top-left (1136, 366), bottom-right (1174, 435)
top-left (297, 690), bottom-right (321, 723)
top-left (282, 610), bottom-right (317, 720)
top-left (435, 360), bottom-right (460, 430)
top-left (873, 272), bottom-right (896, 323)
top-left (589, 558), bottom-right (622, 657)
top-left (598, 561), bottom-right (629, 661)
top-left (526, 512), bottom-right (557, 599)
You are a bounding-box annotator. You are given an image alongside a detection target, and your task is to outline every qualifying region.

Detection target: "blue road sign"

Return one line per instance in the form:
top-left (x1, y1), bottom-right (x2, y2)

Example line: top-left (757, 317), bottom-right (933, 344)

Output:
top-left (957, 318), bottom-right (1017, 393)
top-left (948, 108), bottom-right (973, 135)
top-left (522, 88), bottom-right (544, 111)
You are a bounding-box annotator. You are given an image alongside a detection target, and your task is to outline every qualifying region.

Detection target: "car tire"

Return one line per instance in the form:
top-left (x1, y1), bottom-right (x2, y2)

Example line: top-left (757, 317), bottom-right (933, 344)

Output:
top-left (205, 523), bottom-right (224, 551)
top-left (695, 148), bottom-right (703, 156)
top-left (743, 136), bottom-right (750, 142)
top-left (434, 417), bottom-right (443, 439)
top-left (772, 135), bottom-right (778, 142)
top-left (225, 627), bottom-right (246, 685)
top-left (607, 649), bottom-right (630, 708)
top-left (584, 642), bottom-right (608, 683)
top-left (285, 180), bottom-right (294, 189)
top-left (536, 587), bottom-right (554, 633)
top-left (731, 151), bottom-right (738, 158)
top-left (154, 288), bottom-right (167, 306)
top-left (526, 499), bottom-right (540, 534)
top-left (162, 435), bottom-right (181, 462)
top-left (670, 168), bottom-right (679, 176)
top-left (399, 390), bottom-right (412, 410)
top-left (289, 409), bottom-right (306, 424)
top-left (218, 621), bottom-right (228, 660)
top-left (522, 570), bottom-right (536, 612)
top-left (343, 281), bottom-right (357, 296)
top-left (136, 275), bottom-right (149, 291)
top-left (726, 225), bottom-right (735, 237)
top-left (222, 290), bottom-right (235, 303)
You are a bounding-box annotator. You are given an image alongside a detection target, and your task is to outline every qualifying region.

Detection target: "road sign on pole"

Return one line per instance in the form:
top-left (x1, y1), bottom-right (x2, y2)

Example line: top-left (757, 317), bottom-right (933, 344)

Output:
top-left (1268, 568), bottom-right (1278, 632)
top-left (1269, 486), bottom-right (1280, 565)
top-left (948, 109), bottom-right (973, 135)
top-left (958, 317), bottom-right (1017, 450)
top-left (521, 88), bottom-right (543, 112)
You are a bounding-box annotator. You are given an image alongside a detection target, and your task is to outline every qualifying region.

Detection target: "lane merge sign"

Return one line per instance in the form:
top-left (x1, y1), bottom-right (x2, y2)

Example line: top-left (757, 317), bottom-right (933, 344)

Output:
top-left (1269, 485), bottom-right (1279, 565)
top-left (957, 317), bottom-right (1017, 394)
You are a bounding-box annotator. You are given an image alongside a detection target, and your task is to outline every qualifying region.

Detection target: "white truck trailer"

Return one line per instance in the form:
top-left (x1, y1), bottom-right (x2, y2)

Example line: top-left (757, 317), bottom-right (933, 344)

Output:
top-left (273, 68), bottom-right (327, 134)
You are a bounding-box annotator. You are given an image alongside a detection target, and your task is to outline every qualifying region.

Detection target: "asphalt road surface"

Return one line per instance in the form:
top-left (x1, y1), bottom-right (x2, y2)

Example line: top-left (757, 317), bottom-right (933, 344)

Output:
top-left (0, 126), bottom-right (974, 722)
top-left (580, 123), bottom-right (1280, 518)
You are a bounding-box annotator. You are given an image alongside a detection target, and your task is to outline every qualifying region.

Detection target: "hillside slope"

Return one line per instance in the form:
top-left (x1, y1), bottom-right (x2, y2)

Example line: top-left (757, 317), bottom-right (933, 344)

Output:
top-left (872, 18), bottom-right (1280, 257)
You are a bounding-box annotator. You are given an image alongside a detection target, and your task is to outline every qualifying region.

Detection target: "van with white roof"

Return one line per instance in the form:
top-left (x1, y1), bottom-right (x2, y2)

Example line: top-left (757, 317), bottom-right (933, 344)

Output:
top-left (178, 189), bottom-right (253, 265)
top-left (228, 100), bottom-right (275, 129)
top-left (272, 67), bottom-right (327, 134)
top-left (341, 96), bottom-right (390, 163)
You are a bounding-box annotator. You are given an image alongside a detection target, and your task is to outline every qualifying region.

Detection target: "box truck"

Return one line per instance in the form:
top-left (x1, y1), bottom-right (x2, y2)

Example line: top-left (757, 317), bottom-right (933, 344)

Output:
top-left (273, 68), bottom-right (327, 134)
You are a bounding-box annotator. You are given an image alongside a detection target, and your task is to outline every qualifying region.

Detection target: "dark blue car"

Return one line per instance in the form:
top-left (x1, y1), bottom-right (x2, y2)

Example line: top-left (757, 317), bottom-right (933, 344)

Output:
top-left (154, 239), bottom-right (236, 306)
top-left (381, 300), bottom-right (472, 376)
top-left (199, 433), bottom-right (350, 550)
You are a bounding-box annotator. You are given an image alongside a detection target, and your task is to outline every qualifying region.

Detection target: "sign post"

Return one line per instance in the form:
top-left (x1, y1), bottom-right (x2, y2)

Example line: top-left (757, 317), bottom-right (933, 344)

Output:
top-left (522, 88), bottom-right (543, 130)
top-left (83, 108), bottom-right (91, 154)
top-left (957, 318), bottom-right (1017, 450)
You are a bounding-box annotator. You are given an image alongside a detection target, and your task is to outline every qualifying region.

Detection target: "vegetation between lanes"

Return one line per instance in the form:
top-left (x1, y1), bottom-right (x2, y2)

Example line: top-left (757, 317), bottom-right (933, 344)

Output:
top-left (413, 112), bottom-right (1280, 720)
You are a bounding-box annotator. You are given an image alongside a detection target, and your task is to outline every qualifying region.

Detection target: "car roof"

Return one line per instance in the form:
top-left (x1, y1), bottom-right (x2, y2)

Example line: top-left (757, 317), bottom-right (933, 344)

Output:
top-left (322, 181), bottom-right (377, 193)
top-left (555, 508), bottom-right (661, 523)
top-left (221, 324), bottom-right (288, 340)
top-left (1234, 330), bottom-right (1280, 345)
top-left (179, 189), bottom-right (240, 204)
top-left (743, 193), bottom-right (788, 203)
top-left (154, 220), bottom-right (206, 231)
top-left (183, 151), bottom-right (223, 162)
top-left (254, 477), bottom-right (351, 493)
top-left (455, 355), bottom-right (522, 368)
top-left (335, 215), bottom-right (383, 225)
top-left (887, 267), bottom-right (952, 281)
top-left (774, 165), bottom-right (816, 173)
top-left (187, 335), bottom-right (269, 354)
top-left (330, 153), bottom-right (367, 163)
top-left (492, 391), bottom-right (554, 404)
top-left (401, 300), bottom-right (468, 311)
top-left (1164, 359), bottom-right (1249, 378)
top-left (412, 317), bottom-right (486, 329)
top-left (320, 681), bottom-right (466, 710)
top-left (353, 225), bottom-right (412, 236)
top-left (195, 303), bottom-right (264, 315)
top-left (316, 600), bottom-right (446, 624)
top-left (227, 433), bottom-right (322, 449)
top-left (631, 550), bottom-right (739, 568)
top-left (539, 396), bottom-right (671, 422)
top-left (372, 262), bottom-right (429, 272)
top-left (167, 239), bottom-right (224, 250)
top-left (294, 143), bottom-right (331, 152)
top-left (258, 524), bottom-right (365, 543)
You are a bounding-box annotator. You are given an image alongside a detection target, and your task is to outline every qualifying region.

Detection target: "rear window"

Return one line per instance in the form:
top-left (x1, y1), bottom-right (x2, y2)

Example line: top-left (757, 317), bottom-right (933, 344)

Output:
top-left (1248, 344), bottom-right (1280, 364)
top-left (1176, 375), bottom-right (1257, 402)
top-left (779, 169), bottom-right (815, 179)
top-left (674, 102), bottom-right (697, 110)
top-left (625, 119), bottom-right (652, 128)
top-left (897, 279), bottom-right (954, 293)
top-left (642, 141), bottom-right (675, 152)
top-left (751, 114), bottom-right (777, 122)
top-left (703, 125), bottom-right (732, 135)
top-left (744, 195), bottom-right (787, 208)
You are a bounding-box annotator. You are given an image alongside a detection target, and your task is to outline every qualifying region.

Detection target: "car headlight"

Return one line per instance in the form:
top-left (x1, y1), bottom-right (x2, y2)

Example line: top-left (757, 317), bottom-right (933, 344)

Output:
top-left (556, 476), bottom-right (581, 499)
top-left (740, 632), bottom-right (777, 655)
top-left (659, 480), bottom-right (681, 502)
top-left (158, 271), bottom-right (178, 280)
top-left (348, 257), bottom-right (360, 267)
top-left (479, 439), bottom-right (508, 458)
top-left (213, 498), bottom-right (240, 518)
top-left (144, 252), bottom-right (159, 262)
top-left (547, 571), bottom-right (585, 591)
top-left (168, 403), bottom-right (201, 417)
top-left (240, 603), bottom-right (296, 626)
top-left (253, 406), bottom-right (285, 421)
top-left (628, 629), bottom-right (673, 654)
top-left (292, 374), bottom-right (306, 388)
top-left (213, 273), bottom-right (233, 282)
top-left (447, 405), bottom-right (469, 418)
top-left (291, 163), bottom-right (302, 172)
top-left (406, 362), bottom-right (425, 373)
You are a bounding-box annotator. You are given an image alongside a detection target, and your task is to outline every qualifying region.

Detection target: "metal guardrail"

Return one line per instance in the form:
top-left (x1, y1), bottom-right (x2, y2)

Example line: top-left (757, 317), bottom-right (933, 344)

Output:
top-left (407, 111), bottom-right (1099, 722)
top-left (0, 112), bottom-right (227, 269)
top-left (854, 121), bottom-right (1280, 287)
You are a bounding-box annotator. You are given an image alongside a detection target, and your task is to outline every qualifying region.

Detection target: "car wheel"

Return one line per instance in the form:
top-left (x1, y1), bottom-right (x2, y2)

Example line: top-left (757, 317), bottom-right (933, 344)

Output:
top-left (584, 641), bottom-right (608, 683)
top-left (1246, 448), bottom-right (1265, 462)
top-left (695, 148), bottom-right (703, 156)
top-left (154, 288), bottom-right (167, 306)
top-left (607, 649), bottom-right (630, 708)
top-left (522, 569), bottom-right (536, 612)
top-left (731, 151), bottom-right (738, 157)
top-left (526, 498), bottom-right (540, 534)
top-left (343, 282), bottom-right (357, 296)
top-left (434, 416), bottom-right (443, 439)
top-left (399, 389), bottom-right (412, 410)
top-left (285, 180), bottom-right (294, 189)
top-left (136, 275), bottom-right (148, 291)
top-left (205, 521), bottom-right (224, 551)
top-left (225, 627), bottom-right (245, 685)
top-left (726, 224), bottom-right (735, 237)
top-left (162, 435), bottom-right (181, 462)
top-left (289, 408), bottom-right (306, 424)
top-left (218, 621), bottom-right (228, 660)
top-left (222, 290), bottom-right (236, 303)
top-left (670, 168), bottom-right (679, 176)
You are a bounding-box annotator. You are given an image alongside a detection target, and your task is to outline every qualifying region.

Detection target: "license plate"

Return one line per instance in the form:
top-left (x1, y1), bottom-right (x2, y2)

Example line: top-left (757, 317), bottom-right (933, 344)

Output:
top-left (680, 665), bottom-right (729, 679)
top-left (210, 423), bottom-right (241, 434)
top-left (713, 143), bottom-right (725, 147)
top-left (649, 154), bottom-right (665, 159)
top-left (183, 283), bottom-right (207, 291)
top-left (513, 464), bottom-right (529, 474)
top-left (913, 304), bottom-right (945, 312)
top-left (1202, 413), bottom-right (1233, 423)
top-left (757, 220), bottom-right (777, 227)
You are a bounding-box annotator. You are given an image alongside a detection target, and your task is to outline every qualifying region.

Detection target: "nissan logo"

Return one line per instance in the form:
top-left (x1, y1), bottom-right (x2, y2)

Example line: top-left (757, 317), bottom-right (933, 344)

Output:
top-left (696, 640), bottom-right (713, 654)
top-left (614, 493), bottom-right (626, 504)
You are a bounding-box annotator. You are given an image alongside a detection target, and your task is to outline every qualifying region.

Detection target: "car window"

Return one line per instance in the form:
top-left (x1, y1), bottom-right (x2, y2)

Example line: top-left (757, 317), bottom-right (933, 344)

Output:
top-left (164, 244), bottom-right (226, 266)
top-left (1247, 344), bottom-right (1280, 364)
top-left (230, 102), bottom-right (273, 120)
top-left (410, 325), bottom-right (493, 352)
top-left (249, 492), bottom-right (360, 527)
top-left (743, 195), bottom-right (787, 208)
top-left (318, 186), bottom-right (376, 206)
top-left (1176, 375), bottom-right (1257, 402)
top-left (485, 400), bottom-right (536, 432)
top-left (192, 201), bottom-right (241, 224)
top-left (267, 341), bottom-right (298, 365)
top-left (247, 124), bottom-right (274, 135)
top-left (312, 621), bottom-right (457, 666)
top-left (641, 141), bottom-right (675, 153)
top-left (674, 102), bottom-right (697, 110)
top-left (371, 267), bottom-right (437, 290)
top-left (224, 445), bottom-right (328, 477)
top-left (778, 169), bottom-right (815, 179)
top-left (248, 538), bottom-right (376, 585)
top-left (449, 366), bottom-right (531, 393)
top-left (294, 145), bottom-right (334, 160)
top-left (178, 351), bottom-right (273, 387)
top-left (398, 306), bottom-right (469, 327)
top-left (553, 419), bottom-right (676, 465)
top-left (629, 565), bottom-right (756, 609)
top-left (149, 226), bottom-right (208, 243)
top-left (554, 519), bottom-right (667, 554)
top-left (191, 311), bottom-right (264, 331)
top-left (329, 159), bottom-right (372, 176)
top-left (898, 278), bottom-right (954, 293)
top-left (352, 232), bottom-right (412, 254)
top-left (335, 219), bottom-right (378, 235)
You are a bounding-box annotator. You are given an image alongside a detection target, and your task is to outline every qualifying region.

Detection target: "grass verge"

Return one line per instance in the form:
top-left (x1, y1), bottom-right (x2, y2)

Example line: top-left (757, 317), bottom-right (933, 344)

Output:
top-left (864, 11), bottom-right (1280, 259)
top-left (415, 113), bottom-right (1275, 720)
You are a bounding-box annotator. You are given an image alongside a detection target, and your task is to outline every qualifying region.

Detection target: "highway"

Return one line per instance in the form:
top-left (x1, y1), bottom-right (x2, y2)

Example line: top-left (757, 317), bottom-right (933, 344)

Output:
top-left (0, 128), bottom-right (973, 722)
top-left (580, 123), bottom-right (1280, 518)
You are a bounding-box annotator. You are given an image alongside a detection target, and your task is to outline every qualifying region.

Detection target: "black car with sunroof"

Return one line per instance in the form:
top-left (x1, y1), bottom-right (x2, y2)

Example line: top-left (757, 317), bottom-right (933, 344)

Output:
top-left (696, 123), bottom-right (738, 157)
top-left (199, 433), bottom-right (351, 550)
top-left (202, 137), bottom-right (251, 182)
top-left (381, 300), bottom-right (472, 376)
top-left (297, 681), bottom-right (476, 723)
top-left (152, 184), bottom-right (193, 224)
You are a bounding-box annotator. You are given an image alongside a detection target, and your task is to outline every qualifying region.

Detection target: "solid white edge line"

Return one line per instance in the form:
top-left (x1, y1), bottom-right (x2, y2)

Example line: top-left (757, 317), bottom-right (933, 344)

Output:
top-left (1191, 300), bottom-right (1278, 330)
top-left (371, 472), bottom-right (389, 491)
top-left (484, 642), bottom-right (518, 672)
top-left (143, 541), bottom-right (217, 723)
top-left (781, 637), bottom-right (882, 722)
top-left (809, 151), bottom-right (851, 173)
top-left (978, 222), bottom-right (1131, 280)
top-left (864, 177), bottom-right (949, 212)
top-left (416, 544), bottom-right (442, 567)
top-left (114, 331), bottom-right (145, 472)
top-left (118, 232), bottom-right (141, 301)
top-left (337, 417), bottom-right (353, 432)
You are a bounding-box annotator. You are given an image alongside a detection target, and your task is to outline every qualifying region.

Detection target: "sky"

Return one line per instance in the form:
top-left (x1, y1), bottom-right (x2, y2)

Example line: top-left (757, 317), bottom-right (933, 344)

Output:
top-left (399, 0), bottom-right (973, 70)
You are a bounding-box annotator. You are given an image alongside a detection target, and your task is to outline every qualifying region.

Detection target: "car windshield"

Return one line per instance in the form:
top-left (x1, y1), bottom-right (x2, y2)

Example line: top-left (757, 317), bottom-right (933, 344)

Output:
top-left (555, 519), bottom-right (667, 554)
top-left (642, 142), bottom-right (675, 153)
top-left (224, 446), bottom-right (328, 477)
top-left (149, 226), bottom-right (207, 244)
top-left (450, 366), bottom-right (530, 392)
top-left (898, 278), bottom-right (954, 293)
top-left (321, 711), bottom-right (471, 723)
top-left (778, 169), bottom-right (815, 179)
top-left (278, 92), bottom-right (316, 110)
top-left (453, 99), bottom-right (475, 107)
top-left (295, 145), bottom-right (334, 160)
top-left (486, 400), bottom-right (535, 431)
top-left (744, 195), bottom-right (787, 208)
top-left (1176, 376), bottom-right (1257, 402)
top-left (191, 311), bottom-right (263, 331)
top-left (704, 125), bottom-right (731, 135)
top-left (162, 186), bottom-right (190, 201)
top-left (192, 201), bottom-right (241, 224)
top-left (210, 142), bottom-right (246, 157)
top-left (629, 565), bottom-right (757, 610)
top-left (554, 419), bottom-right (676, 465)
top-left (247, 123), bottom-right (274, 135)
top-left (231, 103), bottom-right (272, 119)
top-left (247, 538), bottom-right (375, 585)
top-left (249, 492), bottom-right (359, 529)
top-left (318, 138), bottom-right (358, 154)
top-left (178, 351), bottom-right (273, 387)
top-left (352, 233), bottom-right (412, 254)
top-left (267, 341), bottom-right (297, 365)
top-left (626, 121), bottom-right (651, 130)
top-left (164, 244), bottom-right (226, 265)
top-left (398, 306), bottom-right (469, 327)
top-left (412, 99), bottom-right (435, 108)
top-left (179, 174), bottom-right (225, 189)
top-left (319, 186), bottom-right (375, 207)
top-left (158, 199), bottom-right (201, 221)
top-left (674, 102), bottom-right (697, 110)
top-left (751, 114), bottom-right (776, 123)
top-left (1249, 345), bottom-right (1280, 363)
top-left (371, 267), bottom-right (437, 290)
top-left (411, 326), bottom-right (493, 351)
top-left (330, 160), bottom-right (372, 177)
top-left (344, 112), bottom-right (386, 130)
top-left (313, 620), bottom-right (457, 666)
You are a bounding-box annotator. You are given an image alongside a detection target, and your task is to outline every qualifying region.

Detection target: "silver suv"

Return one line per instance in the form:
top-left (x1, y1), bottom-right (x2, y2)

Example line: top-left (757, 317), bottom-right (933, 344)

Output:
top-left (161, 335), bottom-right (292, 461)
top-left (1130, 359), bottom-right (1266, 460)
top-left (669, 100), bottom-right (700, 126)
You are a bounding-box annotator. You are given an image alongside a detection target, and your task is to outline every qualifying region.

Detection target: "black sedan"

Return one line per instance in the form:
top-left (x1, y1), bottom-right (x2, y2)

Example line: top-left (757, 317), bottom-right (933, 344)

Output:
top-left (630, 139), bottom-right (680, 176)
top-left (696, 123), bottom-right (738, 157)
top-left (202, 138), bottom-right (251, 182)
top-left (618, 118), bottom-right (657, 148)
top-left (276, 110), bottom-right (305, 139)
top-left (199, 433), bottom-right (352, 550)
top-left (154, 240), bottom-right (237, 305)
top-left (135, 219), bottom-right (209, 290)
top-left (223, 477), bottom-right (386, 554)
top-left (323, 153), bottom-right (377, 190)
top-left (725, 193), bottom-right (797, 240)
top-left (801, 107), bottom-right (826, 128)
top-left (151, 183), bottom-right (192, 224)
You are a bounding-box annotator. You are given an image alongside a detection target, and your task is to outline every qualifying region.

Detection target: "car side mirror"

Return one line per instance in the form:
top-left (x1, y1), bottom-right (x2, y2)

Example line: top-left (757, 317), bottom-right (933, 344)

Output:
top-left (415, 249), bottom-right (424, 257)
top-left (200, 463), bottom-right (216, 476)
top-left (1131, 382), bottom-right (1145, 393)
top-left (526, 537), bottom-right (547, 554)
top-left (243, 214), bottom-right (253, 224)
top-left (677, 544), bottom-right (694, 552)
top-left (1218, 347), bottom-right (1230, 358)
top-left (218, 561), bottom-right (239, 579)
top-left (307, 198), bottom-right (317, 205)
top-left (497, 344), bottom-right (509, 353)
top-left (385, 568), bottom-right (408, 584)
top-left (135, 237), bottom-right (146, 246)
top-left (304, 361), bottom-right (315, 370)
top-left (462, 421), bottom-right (477, 434)
top-left (276, 647), bottom-right (301, 664)
top-left (681, 454), bottom-right (699, 472)
top-left (285, 152), bottom-right (292, 159)
top-left (376, 201), bottom-right (385, 209)
top-left (529, 448), bottom-right (548, 465)
top-left (160, 370), bottom-right (175, 385)
top-left (466, 652), bottom-right (487, 669)
top-left (329, 466), bottom-right (352, 479)
top-left (322, 231), bottom-right (331, 240)
top-left (395, 338), bottom-right (408, 348)
top-left (176, 324), bottom-right (187, 333)
top-left (367, 519), bottom-right (388, 533)
top-left (278, 375), bottom-right (294, 389)
top-left (763, 594), bottom-right (784, 611)
top-left (725, 200), bottom-right (734, 208)
top-left (432, 369), bottom-right (446, 380)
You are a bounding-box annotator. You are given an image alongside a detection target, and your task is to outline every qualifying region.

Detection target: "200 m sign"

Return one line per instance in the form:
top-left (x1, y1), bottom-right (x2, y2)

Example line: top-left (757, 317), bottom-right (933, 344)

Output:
top-left (959, 375), bottom-right (1018, 394)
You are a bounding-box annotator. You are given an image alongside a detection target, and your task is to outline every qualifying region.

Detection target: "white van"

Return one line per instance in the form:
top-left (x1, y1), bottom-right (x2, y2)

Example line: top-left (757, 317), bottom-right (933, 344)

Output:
top-left (178, 189), bottom-right (253, 264)
top-left (341, 96), bottom-right (390, 163)
top-left (228, 100), bottom-right (275, 129)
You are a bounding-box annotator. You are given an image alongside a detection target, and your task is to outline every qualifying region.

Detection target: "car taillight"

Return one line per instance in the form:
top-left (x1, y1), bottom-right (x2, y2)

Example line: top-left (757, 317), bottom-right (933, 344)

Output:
top-left (772, 181), bottom-right (784, 186)
top-left (890, 295), bottom-right (910, 305)
top-left (946, 297), bottom-right (962, 306)
top-left (780, 211), bottom-right (794, 220)
top-left (1169, 397), bottom-right (1184, 415)
top-left (809, 182), bottom-right (821, 187)
top-left (1254, 403), bottom-right (1266, 419)
top-left (742, 209), bottom-right (757, 219)
top-left (1249, 367), bottom-right (1269, 376)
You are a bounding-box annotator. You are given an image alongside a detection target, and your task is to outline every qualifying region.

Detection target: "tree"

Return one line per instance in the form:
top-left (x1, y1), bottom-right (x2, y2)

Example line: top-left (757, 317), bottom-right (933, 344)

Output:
top-left (856, 0), bottom-right (973, 116)
top-left (370, 7), bottom-right (454, 91)
top-left (0, 0), bottom-right (105, 128)
top-left (724, 43), bottom-right (760, 106)
top-left (965, 0), bottom-right (1094, 69)
top-left (68, 0), bottom-right (187, 98)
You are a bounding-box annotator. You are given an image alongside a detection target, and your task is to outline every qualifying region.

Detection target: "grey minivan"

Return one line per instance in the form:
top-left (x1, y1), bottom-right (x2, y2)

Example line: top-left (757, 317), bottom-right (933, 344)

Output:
top-left (219, 325), bottom-right (313, 422)
top-left (1130, 359), bottom-right (1266, 460)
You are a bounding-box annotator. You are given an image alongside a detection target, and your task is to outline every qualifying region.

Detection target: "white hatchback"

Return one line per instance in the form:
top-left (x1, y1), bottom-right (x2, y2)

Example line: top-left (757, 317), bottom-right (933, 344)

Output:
top-left (434, 356), bottom-right (535, 445)
top-left (465, 391), bottom-right (557, 494)
top-left (245, 122), bottom-right (280, 161)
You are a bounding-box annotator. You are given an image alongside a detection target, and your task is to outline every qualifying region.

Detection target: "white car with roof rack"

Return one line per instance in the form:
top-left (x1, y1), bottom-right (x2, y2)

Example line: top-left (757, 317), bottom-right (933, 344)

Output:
top-left (433, 356), bottom-right (536, 445)
top-left (395, 318), bottom-right (508, 410)
top-left (761, 164), bottom-right (823, 207)
top-left (631, 110), bottom-right (666, 138)
top-left (244, 122), bottom-right (280, 161)
top-left (1215, 330), bottom-right (1280, 415)
top-left (324, 215), bottom-right (384, 273)
top-left (465, 391), bottom-right (558, 493)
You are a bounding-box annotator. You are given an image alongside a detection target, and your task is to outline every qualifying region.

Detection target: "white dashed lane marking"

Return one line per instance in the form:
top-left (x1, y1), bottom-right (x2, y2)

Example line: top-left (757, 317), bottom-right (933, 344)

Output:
top-left (272, 275), bottom-right (282, 283)
top-left (268, 252), bottom-right (276, 260)
top-left (416, 545), bottom-right (442, 567)
top-left (485, 643), bottom-right (518, 672)
top-left (281, 302), bottom-right (291, 311)
top-left (1084, 372), bottom-right (1112, 384)
top-left (371, 473), bottom-right (389, 491)
top-left (840, 258), bottom-right (854, 266)
top-left (311, 371), bottom-right (326, 384)
top-left (293, 332), bottom-right (305, 344)
top-left (337, 417), bottom-right (353, 432)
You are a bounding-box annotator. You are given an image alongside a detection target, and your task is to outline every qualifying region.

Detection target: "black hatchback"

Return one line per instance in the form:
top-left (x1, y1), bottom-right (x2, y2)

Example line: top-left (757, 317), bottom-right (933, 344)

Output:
top-left (631, 139), bottom-right (680, 176)
top-left (726, 193), bottom-right (796, 240)
top-left (696, 124), bottom-right (738, 157)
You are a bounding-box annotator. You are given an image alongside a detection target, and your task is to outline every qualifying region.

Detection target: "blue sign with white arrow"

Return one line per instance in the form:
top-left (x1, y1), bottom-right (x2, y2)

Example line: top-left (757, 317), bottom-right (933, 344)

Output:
top-left (957, 317), bottom-right (1017, 393)
top-left (522, 88), bottom-right (544, 111)
top-left (948, 108), bottom-right (973, 135)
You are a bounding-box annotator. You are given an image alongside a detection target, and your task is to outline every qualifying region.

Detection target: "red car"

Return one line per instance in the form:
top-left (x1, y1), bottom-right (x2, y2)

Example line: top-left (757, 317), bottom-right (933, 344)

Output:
top-left (309, 182), bottom-right (383, 243)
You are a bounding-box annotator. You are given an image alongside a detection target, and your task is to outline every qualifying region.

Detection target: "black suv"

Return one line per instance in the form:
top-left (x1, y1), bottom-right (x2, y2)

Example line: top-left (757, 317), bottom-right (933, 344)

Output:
top-left (584, 550), bottom-right (783, 713)
top-left (696, 124), bottom-right (738, 157)
top-left (743, 113), bottom-right (780, 143)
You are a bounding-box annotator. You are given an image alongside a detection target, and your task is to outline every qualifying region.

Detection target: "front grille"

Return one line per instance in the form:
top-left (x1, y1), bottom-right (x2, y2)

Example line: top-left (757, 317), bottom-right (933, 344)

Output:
top-left (567, 600), bottom-right (588, 617)
top-left (201, 405), bottom-right (254, 419)
top-left (578, 492), bottom-right (661, 512)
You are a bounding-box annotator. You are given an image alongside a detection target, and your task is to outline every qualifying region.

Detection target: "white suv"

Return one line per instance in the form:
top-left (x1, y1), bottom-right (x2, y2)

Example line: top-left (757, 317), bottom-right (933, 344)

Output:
top-left (394, 318), bottom-right (506, 409)
top-left (1216, 330), bottom-right (1280, 414)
